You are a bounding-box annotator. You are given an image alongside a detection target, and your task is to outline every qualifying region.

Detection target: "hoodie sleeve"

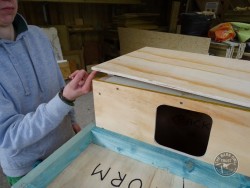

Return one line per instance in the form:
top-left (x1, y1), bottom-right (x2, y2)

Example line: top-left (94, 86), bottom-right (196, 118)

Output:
top-left (48, 57), bottom-right (78, 126)
top-left (0, 89), bottom-right (73, 150)
top-left (55, 64), bottom-right (77, 126)
top-left (52, 45), bottom-right (78, 126)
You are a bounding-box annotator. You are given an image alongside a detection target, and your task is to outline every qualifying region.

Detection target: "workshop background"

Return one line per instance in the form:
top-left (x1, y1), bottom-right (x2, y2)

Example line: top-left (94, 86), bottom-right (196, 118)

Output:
top-left (1, 0), bottom-right (250, 187)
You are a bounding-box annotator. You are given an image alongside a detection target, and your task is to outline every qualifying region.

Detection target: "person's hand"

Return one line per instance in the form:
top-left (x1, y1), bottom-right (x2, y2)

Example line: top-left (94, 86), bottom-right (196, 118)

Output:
top-left (63, 70), bottom-right (97, 101)
top-left (72, 123), bottom-right (81, 134)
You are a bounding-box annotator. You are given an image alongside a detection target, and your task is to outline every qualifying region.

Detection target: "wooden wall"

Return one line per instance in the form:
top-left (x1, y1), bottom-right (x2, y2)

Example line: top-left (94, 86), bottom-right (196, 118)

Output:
top-left (17, 1), bottom-right (171, 69)
top-left (18, 2), bottom-right (114, 69)
top-left (18, 2), bottom-right (112, 26)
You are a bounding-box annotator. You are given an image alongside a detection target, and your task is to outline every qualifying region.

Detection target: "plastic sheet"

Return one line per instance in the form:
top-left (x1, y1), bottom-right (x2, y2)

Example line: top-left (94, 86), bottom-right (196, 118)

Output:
top-left (208, 23), bottom-right (236, 42)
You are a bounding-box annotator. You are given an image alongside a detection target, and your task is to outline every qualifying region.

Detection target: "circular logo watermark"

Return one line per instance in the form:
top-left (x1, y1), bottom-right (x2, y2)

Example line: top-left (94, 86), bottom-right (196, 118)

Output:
top-left (214, 152), bottom-right (238, 176)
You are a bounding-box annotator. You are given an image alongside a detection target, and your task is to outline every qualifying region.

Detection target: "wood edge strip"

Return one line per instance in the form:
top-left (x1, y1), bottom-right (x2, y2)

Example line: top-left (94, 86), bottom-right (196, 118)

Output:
top-left (13, 124), bottom-right (95, 188)
top-left (93, 75), bottom-right (250, 112)
top-left (91, 127), bottom-right (250, 187)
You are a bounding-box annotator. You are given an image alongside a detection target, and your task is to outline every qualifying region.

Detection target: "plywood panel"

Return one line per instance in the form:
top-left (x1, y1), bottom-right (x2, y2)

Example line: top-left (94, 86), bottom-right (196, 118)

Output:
top-left (118, 27), bottom-right (211, 55)
top-left (93, 76), bottom-right (250, 176)
top-left (49, 144), bottom-right (205, 188)
top-left (54, 25), bottom-right (70, 52)
top-left (92, 47), bottom-right (250, 108)
top-left (58, 61), bottom-right (71, 79)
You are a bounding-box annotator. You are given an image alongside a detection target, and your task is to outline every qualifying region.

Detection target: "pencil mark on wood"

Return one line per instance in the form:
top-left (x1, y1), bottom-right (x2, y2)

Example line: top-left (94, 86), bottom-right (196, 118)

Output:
top-left (111, 172), bottom-right (126, 187)
top-left (91, 163), bottom-right (143, 187)
top-left (91, 163), bottom-right (111, 181)
top-left (128, 179), bottom-right (142, 188)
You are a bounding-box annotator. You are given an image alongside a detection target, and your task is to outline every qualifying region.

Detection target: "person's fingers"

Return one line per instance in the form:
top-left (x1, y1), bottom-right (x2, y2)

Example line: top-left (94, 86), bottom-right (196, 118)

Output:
top-left (81, 71), bottom-right (97, 92)
top-left (64, 70), bottom-right (97, 100)
top-left (84, 71), bottom-right (97, 86)
top-left (83, 71), bottom-right (89, 79)
top-left (78, 71), bottom-right (89, 86)
top-left (72, 124), bottom-right (81, 134)
top-left (69, 70), bottom-right (87, 87)
top-left (68, 70), bottom-right (80, 79)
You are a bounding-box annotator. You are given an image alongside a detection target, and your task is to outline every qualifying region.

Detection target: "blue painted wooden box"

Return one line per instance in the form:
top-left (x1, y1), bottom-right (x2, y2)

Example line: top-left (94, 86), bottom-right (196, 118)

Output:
top-left (13, 123), bottom-right (250, 187)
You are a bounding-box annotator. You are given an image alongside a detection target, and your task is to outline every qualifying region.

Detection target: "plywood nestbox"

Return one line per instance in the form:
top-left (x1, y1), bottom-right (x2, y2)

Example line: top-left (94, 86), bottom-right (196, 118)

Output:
top-left (92, 47), bottom-right (250, 187)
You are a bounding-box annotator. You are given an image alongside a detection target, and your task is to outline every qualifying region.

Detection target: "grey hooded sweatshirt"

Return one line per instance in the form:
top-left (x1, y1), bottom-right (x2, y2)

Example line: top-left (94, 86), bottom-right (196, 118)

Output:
top-left (0, 14), bottom-right (76, 177)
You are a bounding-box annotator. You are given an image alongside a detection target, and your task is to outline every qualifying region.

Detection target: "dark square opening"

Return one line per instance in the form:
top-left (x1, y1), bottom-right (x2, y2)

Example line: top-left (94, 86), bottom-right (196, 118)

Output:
top-left (155, 105), bottom-right (213, 156)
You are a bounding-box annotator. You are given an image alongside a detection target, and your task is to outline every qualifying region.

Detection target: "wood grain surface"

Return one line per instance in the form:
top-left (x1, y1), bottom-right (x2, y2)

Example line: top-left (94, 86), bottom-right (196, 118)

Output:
top-left (92, 47), bottom-right (250, 108)
top-left (118, 27), bottom-right (211, 55)
top-left (93, 76), bottom-right (250, 177)
top-left (49, 144), bottom-right (205, 188)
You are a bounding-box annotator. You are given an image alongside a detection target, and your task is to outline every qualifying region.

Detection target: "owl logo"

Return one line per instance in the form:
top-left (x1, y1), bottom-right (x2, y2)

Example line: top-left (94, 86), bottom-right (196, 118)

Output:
top-left (214, 152), bottom-right (238, 176)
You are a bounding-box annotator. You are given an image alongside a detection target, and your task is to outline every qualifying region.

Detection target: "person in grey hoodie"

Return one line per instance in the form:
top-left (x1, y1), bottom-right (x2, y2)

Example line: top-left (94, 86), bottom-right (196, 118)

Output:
top-left (0, 0), bottom-right (97, 185)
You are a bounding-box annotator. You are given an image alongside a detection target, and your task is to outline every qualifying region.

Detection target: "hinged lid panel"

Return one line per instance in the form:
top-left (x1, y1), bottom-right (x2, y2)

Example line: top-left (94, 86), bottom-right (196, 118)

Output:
top-left (92, 47), bottom-right (250, 107)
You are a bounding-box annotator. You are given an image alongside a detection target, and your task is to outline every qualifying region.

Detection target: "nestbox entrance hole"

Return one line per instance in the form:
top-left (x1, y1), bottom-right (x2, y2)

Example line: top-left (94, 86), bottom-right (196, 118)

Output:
top-left (155, 105), bottom-right (212, 157)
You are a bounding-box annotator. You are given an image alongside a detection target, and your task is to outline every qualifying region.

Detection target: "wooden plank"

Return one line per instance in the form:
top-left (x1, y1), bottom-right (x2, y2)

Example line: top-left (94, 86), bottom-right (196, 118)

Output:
top-left (63, 50), bottom-right (85, 69)
top-left (114, 13), bottom-right (160, 30)
top-left (118, 27), bottom-right (211, 55)
top-left (91, 127), bottom-right (250, 187)
top-left (92, 47), bottom-right (250, 108)
top-left (49, 144), bottom-right (205, 188)
top-left (13, 124), bottom-right (94, 188)
top-left (93, 76), bottom-right (250, 177)
top-left (169, 1), bottom-right (180, 33)
top-left (58, 60), bottom-right (71, 79)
